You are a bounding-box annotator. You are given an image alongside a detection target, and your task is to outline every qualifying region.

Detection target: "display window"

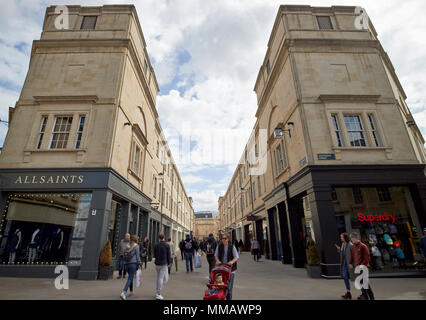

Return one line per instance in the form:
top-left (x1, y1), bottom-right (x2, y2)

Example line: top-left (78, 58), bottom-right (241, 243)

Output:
top-left (332, 186), bottom-right (423, 273)
top-left (0, 192), bottom-right (92, 266)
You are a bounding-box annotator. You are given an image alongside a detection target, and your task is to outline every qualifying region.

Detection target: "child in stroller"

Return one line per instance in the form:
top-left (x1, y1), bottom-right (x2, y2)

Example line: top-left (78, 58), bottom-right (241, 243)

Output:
top-left (203, 264), bottom-right (232, 300)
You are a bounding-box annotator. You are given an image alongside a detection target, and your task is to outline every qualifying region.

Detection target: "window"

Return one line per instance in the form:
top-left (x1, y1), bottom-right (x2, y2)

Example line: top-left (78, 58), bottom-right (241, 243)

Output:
top-left (275, 144), bottom-right (285, 173)
top-left (132, 145), bottom-right (140, 174)
top-left (317, 16), bottom-right (333, 29)
top-left (344, 115), bottom-right (367, 147)
top-left (266, 59), bottom-right (271, 75)
top-left (153, 177), bottom-right (157, 198)
top-left (36, 116), bottom-right (48, 149)
top-left (331, 114), bottom-right (343, 147)
top-left (156, 141), bottom-right (160, 157)
top-left (75, 116), bottom-right (86, 149)
top-left (253, 182), bottom-right (256, 200)
top-left (303, 196), bottom-right (310, 211)
top-left (377, 187), bottom-right (392, 202)
top-left (352, 187), bottom-right (363, 204)
top-left (158, 183), bottom-right (162, 200)
top-left (255, 143), bottom-right (259, 157)
top-left (50, 116), bottom-right (73, 149)
top-left (368, 114), bottom-right (382, 147)
top-left (257, 176), bottom-right (262, 197)
top-left (144, 59), bottom-right (148, 75)
top-left (81, 16), bottom-right (97, 30)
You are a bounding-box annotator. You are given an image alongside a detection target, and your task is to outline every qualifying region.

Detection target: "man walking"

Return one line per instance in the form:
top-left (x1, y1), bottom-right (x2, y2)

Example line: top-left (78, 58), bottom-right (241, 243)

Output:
top-left (349, 232), bottom-right (375, 300)
top-left (251, 237), bottom-right (260, 262)
top-left (204, 233), bottom-right (218, 277)
top-left (335, 233), bottom-right (353, 299)
top-left (153, 232), bottom-right (172, 300)
top-left (179, 238), bottom-right (185, 261)
top-left (117, 233), bottom-right (130, 279)
top-left (215, 233), bottom-right (239, 300)
top-left (184, 234), bottom-right (196, 273)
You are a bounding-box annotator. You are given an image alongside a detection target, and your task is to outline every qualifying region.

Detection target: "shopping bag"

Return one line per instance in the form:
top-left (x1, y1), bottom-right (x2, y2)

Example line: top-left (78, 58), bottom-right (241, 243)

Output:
top-left (194, 252), bottom-right (202, 268)
top-left (136, 269), bottom-right (142, 287)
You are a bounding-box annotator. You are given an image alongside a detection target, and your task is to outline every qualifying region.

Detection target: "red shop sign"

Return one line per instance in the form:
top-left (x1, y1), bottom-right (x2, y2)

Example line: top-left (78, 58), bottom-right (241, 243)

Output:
top-left (357, 213), bottom-right (397, 224)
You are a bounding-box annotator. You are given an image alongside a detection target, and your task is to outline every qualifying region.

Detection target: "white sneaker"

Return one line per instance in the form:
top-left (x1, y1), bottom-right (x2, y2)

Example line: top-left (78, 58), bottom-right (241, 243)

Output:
top-left (155, 294), bottom-right (164, 300)
top-left (120, 292), bottom-right (127, 300)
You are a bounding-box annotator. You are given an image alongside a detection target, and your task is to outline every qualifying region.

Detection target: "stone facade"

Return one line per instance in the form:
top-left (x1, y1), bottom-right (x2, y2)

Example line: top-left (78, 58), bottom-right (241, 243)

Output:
top-left (219, 5), bottom-right (426, 276)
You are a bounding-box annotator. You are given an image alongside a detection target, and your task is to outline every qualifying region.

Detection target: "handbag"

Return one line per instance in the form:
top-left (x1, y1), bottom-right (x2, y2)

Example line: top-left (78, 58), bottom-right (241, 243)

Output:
top-left (135, 269), bottom-right (142, 287)
top-left (194, 252), bottom-right (202, 268)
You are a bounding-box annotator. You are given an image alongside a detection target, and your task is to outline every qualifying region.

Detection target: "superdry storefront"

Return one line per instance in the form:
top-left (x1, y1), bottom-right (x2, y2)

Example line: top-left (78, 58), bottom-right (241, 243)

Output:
top-left (0, 168), bottom-right (164, 280)
top-left (263, 164), bottom-right (426, 277)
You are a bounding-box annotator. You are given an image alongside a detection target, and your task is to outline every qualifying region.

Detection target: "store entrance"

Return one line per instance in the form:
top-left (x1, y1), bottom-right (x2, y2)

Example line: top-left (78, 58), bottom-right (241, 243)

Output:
top-left (267, 207), bottom-right (279, 260)
top-left (287, 197), bottom-right (307, 268)
top-left (277, 202), bottom-right (292, 264)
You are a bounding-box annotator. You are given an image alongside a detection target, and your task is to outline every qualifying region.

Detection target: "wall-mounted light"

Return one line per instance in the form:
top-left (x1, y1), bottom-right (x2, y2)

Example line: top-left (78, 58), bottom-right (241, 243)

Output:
top-left (124, 122), bottom-right (131, 126)
top-left (406, 120), bottom-right (415, 127)
top-left (274, 122), bottom-right (294, 139)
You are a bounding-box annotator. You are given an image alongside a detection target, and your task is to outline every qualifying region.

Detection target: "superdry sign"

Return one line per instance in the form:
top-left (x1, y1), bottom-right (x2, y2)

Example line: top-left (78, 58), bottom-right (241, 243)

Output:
top-left (357, 213), bottom-right (397, 224)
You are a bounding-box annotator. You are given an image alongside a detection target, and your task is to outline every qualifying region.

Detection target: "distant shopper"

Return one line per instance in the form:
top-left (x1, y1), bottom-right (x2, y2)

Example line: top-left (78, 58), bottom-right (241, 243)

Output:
top-left (349, 232), bottom-right (375, 300)
top-left (420, 228), bottom-right (426, 263)
top-left (117, 233), bottom-right (130, 279)
top-left (179, 239), bottom-right (185, 260)
top-left (167, 237), bottom-right (175, 275)
top-left (120, 235), bottom-right (141, 300)
top-left (184, 234), bottom-right (196, 272)
top-left (238, 239), bottom-right (244, 253)
top-left (251, 238), bottom-right (260, 262)
top-left (335, 233), bottom-right (353, 300)
top-left (154, 232), bottom-right (172, 300)
top-left (215, 233), bottom-right (239, 300)
top-left (141, 237), bottom-right (149, 269)
top-left (204, 233), bottom-right (218, 275)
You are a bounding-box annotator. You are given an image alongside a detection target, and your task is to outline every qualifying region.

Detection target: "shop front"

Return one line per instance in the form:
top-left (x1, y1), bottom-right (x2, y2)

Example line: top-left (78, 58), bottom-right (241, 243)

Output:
top-left (0, 168), bottom-right (156, 280)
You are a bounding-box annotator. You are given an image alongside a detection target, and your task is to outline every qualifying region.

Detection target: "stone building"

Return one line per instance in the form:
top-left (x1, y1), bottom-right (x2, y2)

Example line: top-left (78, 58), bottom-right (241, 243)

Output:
top-left (219, 5), bottom-right (426, 277)
top-left (193, 211), bottom-right (220, 240)
top-left (0, 5), bottom-right (194, 279)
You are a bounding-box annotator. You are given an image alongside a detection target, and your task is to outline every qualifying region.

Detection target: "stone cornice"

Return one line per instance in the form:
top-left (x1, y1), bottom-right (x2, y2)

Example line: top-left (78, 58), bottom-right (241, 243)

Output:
top-left (319, 94), bottom-right (381, 102)
top-left (32, 95), bottom-right (99, 104)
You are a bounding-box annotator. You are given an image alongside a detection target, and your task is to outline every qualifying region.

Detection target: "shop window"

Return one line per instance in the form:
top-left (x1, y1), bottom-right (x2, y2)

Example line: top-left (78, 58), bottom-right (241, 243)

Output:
top-left (50, 116), bottom-right (73, 149)
top-left (352, 187), bottom-right (364, 204)
top-left (317, 16), bottom-right (333, 30)
top-left (81, 16), bottom-right (97, 30)
top-left (108, 200), bottom-right (122, 258)
top-left (36, 116), bottom-right (48, 149)
top-left (0, 193), bottom-right (92, 265)
top-left (377, 186), bottom-right (392, 202)
top-left (332, 186), bottom-right (422, 274)
top-left (344, 115), bottom-right (368, 147)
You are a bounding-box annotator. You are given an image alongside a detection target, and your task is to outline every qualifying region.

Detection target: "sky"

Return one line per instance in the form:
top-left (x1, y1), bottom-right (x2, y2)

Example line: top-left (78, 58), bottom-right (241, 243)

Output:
top-left (0, 0), bottom-right (425, 212)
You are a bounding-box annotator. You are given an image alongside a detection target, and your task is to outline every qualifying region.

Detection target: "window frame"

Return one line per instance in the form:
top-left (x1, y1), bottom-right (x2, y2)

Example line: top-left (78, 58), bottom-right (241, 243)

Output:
top-left (75, 115), bottom-right (86, 149)
top-left (368, 114), bottom-right (382, 147)
top-left (331, 114), bottom-right (343, 147)
top-left (50, 115), bottom-right (73, 149)
top-left (80, 16), bottom-right (97, 30)
top-left (316, 16), bottom-right (333, 30)
top-left (36, 115), bottom-right (48, 149)
top-left (344, 115), bottom-right (368, 147)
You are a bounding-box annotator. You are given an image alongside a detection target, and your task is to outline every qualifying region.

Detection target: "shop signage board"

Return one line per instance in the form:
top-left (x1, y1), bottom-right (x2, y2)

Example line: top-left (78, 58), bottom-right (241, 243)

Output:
top-left (317, 153), bottom-right (336, 160)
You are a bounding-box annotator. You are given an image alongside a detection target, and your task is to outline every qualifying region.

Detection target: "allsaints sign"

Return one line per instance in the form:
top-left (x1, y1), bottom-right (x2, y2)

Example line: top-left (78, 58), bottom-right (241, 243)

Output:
top-left (14, 175), bottom-right (84, 185)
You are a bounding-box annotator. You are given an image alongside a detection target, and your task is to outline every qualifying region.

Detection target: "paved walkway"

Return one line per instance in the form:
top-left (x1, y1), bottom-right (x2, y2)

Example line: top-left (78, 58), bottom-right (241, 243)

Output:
top-left (0, 252), bottom-right (425, 300)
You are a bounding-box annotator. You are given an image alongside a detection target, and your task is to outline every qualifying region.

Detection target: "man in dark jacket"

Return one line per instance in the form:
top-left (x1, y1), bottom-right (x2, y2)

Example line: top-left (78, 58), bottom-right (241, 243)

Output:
top-left (184, 234), bottom-right (196, 272)
top-left (179, 239), bottom-right (185, 260)
top-left (349, 232), bottom-right (374, 300)
top-left (215, 233), bottom-right (239, 300)
top-left (154, 232), bottom-right (171, 300)
top-left (204, 233), bottom-right (218, 276)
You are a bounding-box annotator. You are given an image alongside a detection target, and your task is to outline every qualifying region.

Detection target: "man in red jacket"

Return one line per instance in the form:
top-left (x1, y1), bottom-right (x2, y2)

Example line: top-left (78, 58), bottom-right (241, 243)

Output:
top-left (349, 232), bottom-right (375, 300)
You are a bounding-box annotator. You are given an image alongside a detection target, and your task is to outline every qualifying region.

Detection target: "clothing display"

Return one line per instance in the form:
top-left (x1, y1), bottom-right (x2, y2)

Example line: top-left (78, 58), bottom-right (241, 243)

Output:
top-left (383, 234), bottom-right (393, 245)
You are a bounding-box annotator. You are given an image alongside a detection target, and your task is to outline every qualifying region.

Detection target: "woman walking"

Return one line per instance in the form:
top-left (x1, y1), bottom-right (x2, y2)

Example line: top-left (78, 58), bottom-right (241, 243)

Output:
top-left (167, 237), bottom-right (175, 274)
top-left (141, 237), bottom-right (149, 269)
top-left (120, 235), bottom-right (141, 300)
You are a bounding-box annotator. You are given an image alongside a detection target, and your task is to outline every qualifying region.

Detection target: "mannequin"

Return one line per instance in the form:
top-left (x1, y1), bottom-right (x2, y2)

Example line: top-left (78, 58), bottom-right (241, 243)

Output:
top-left (50, 228), bottom-right (64, 260)
top-left (8, 228), bottom-right (21, 264)
top-left (28, 228), bottom-right (41, 263)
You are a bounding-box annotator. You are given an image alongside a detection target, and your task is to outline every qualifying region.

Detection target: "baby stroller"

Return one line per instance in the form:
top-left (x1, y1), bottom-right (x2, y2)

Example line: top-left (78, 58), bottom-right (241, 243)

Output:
top-left (203, 264), bottom-right (232, 300)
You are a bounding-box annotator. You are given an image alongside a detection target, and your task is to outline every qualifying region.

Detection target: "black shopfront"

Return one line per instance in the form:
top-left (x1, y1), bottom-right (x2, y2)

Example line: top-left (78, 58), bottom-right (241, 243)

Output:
top-left (264, 164), bottom-right (426, 277)
top-left (0, 168), bottom-right (162, 280)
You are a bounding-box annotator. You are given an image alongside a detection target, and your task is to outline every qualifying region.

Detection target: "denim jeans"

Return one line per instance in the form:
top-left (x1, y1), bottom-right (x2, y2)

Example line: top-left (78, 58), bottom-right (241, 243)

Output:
top-left (118, 256), bottom-right (127, 276)
top-left (226, 273), bottom-right (235, 300)
top-left (156, 264), bottom-right (169, 296)
top-left (343, 264), bottom-right (350, 291)
top-left (185, 252), bottom-right (193, 272)
top-left (123, 263), bottom-right (138, 293)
